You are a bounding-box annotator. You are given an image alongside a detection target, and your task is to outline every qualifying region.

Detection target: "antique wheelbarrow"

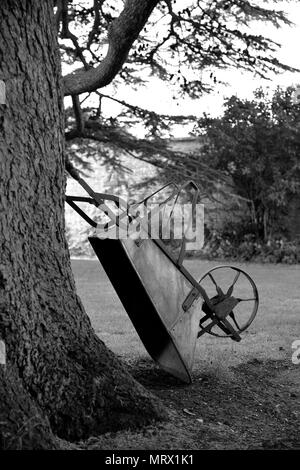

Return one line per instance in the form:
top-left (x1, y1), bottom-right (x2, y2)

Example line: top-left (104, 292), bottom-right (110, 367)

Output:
top-left (66, 172), bottom-right (259, 383)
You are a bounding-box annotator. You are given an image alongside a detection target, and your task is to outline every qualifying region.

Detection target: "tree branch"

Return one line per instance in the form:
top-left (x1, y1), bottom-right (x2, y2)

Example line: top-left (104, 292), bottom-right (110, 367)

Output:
top-left (61, 0), bottom-right (90, 70)
top-left (65, 121), bottom-right (228, 193)
top-left (94, 90), bottom-right (197, 122)
top-left (63, 0), bottom-right (161, 96)
top-left (72, 95), bottom-right (85, 133)
top-left (87, 0), bottom-right (103, 49)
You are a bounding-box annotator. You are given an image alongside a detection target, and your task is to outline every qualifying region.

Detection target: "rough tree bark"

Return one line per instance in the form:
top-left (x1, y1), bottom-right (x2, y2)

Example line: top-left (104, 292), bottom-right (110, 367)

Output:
top-left (0, 0), bottom-right (165, 450)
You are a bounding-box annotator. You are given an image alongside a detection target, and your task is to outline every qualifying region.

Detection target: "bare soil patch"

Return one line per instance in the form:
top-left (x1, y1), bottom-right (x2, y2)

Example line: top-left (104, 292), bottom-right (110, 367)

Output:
top-left (79, 358), bottom-right (299, 450)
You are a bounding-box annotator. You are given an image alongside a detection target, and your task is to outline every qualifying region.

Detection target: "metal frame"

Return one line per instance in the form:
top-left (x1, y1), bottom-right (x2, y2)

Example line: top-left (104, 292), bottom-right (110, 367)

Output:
top-left (66, 179), bottom-right (212, 305)
top-left (66, 175), bottom-right (259, 382)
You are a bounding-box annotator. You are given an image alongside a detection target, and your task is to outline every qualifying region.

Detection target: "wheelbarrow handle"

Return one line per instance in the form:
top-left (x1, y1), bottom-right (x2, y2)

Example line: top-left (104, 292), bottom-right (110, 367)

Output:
top-left (66, 180), bottom-right (180, 231)
top-left (65, 194), bottom-right (130, 231)
top-left (66, 196), bottom-right (97, 227)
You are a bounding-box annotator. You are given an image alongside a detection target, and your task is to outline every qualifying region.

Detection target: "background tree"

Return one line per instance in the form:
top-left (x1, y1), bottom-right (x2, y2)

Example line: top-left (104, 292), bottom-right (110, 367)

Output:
top-left (196, 87), bottom-right (300, 240)
top-left (0, 0), bottom-right (297, 449)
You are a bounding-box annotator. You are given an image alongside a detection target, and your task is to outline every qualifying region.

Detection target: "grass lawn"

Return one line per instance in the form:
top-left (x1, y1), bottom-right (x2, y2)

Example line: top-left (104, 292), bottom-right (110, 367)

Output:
top-left (71, 258), bottom-right (300, 449)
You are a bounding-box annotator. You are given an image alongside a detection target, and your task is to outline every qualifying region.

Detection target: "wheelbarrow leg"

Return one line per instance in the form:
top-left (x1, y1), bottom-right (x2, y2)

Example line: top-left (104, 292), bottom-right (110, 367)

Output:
top-left (198, 313), bottom-right (241, 341)
top-left (197, 316), bottom-right (219, 337)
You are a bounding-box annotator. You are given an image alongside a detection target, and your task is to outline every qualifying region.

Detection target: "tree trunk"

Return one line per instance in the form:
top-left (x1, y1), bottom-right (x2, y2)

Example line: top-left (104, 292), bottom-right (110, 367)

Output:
top-left (0, 0), bottom-right (165, 449)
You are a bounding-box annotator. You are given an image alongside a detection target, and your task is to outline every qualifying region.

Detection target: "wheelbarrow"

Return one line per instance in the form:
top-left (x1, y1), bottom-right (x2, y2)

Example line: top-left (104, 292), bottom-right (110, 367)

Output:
top-left (66, 172), bottom-right (259, 383)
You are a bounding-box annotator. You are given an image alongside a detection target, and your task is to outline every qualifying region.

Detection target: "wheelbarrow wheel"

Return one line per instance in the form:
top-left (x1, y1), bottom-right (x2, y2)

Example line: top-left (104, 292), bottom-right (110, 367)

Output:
top-left (198, 265), bottom-right (259, 339)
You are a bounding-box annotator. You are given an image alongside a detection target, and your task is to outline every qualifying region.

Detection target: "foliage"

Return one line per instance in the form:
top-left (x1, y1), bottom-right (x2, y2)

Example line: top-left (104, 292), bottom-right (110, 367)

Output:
top-left (59, 1), bottom-right (300, 261)
top-left (200, 220), bottom-right (300, 263)
top-left (196, 86), bottom-right (300, 240)
top-left (60, 0), bottom-right (294, 93)
top-left (55, 0), bottom-right (298, 183)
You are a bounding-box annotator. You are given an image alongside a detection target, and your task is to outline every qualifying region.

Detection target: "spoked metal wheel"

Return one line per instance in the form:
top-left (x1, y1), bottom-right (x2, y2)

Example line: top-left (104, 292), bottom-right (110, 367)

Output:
top-left (197, 265), bottom-right (259, 341)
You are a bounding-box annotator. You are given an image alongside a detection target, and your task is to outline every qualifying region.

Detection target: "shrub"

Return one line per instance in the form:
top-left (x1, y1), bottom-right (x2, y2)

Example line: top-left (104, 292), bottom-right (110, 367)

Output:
top-left (199, 223), bottom-right (300, 263)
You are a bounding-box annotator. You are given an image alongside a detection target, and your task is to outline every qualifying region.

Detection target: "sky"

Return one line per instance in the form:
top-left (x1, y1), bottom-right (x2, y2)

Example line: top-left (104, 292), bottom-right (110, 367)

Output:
top-left (64, 1), bottom-right (300, 137)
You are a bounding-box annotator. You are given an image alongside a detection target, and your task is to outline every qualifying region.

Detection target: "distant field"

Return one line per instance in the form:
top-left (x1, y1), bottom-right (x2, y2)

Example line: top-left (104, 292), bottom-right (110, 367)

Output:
top-left (71, 259), bottom-right (300, 374)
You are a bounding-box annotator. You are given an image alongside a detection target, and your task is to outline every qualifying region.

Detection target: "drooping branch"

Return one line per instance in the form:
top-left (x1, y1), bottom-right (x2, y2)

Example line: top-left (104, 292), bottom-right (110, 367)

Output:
top-left (95, 90), bottom-right (197, 122)
top-left (129, 0), bottom-right (297, 94)
top-left (63, 0), bottom-right (161, 96)
top-left (65, 120), bottom-right (231, 196)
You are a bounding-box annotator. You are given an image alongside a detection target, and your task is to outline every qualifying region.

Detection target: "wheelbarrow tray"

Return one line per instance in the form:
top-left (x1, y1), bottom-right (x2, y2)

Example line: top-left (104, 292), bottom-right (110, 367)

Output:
top-left (89, 236), bottom-right (203, 383)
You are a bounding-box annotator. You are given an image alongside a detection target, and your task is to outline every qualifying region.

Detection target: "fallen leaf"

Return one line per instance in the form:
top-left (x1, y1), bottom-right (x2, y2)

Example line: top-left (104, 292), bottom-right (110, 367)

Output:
top-left (183, 408), bottom-right (195, 416)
